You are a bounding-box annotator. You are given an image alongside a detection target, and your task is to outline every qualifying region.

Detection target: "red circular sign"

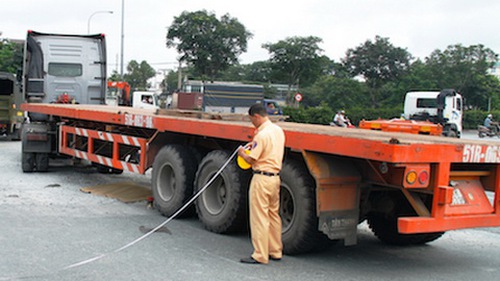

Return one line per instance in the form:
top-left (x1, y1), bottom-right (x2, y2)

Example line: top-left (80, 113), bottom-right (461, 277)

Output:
top-left (294, 93), bottom-right (303, 102)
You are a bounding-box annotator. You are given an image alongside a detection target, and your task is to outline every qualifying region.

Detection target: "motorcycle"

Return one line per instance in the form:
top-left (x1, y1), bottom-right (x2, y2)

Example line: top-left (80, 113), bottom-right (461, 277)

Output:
top-left (478, 124), bottom-right (500, 138)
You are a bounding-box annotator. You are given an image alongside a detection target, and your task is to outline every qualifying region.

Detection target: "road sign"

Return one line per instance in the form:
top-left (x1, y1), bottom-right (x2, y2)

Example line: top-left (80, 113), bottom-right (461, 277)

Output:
top-left (294, 93), bottom-right (303, 102)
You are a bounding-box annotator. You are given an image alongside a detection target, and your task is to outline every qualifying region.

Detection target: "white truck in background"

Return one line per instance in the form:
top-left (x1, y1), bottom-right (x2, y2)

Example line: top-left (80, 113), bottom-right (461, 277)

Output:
top-left (403, 89), bottom-right (463, 137)
top-left (131, 91), bottom-right (160, 110)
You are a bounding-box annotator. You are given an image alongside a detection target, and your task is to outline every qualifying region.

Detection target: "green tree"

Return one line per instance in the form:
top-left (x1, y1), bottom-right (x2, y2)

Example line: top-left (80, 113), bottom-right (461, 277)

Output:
top-left (123, 60), bottom-right (156, 91)
top-left (108, 70), bottom-right (122, 82)
top-left (215, 63), bottom-right (247, 81)
top-left (165, 69), bottom-right (180, 92)
top-left (262, 36), bottom-right (326, 102)
top-left (373, 60), bottom-right (440, 108)
top-left (425, 44), bottom-right (499, 109)
top-left (166, 10), bottom-right (252, 81)
top-left (0, 38), bottom-right (23, 73)
top-left (217, 61), bottom-right (275, 83)
top-left (303, 75), bottom-right (370, 110)
top-left (342, 36), bottom-right (412, 108)
top-left (243, 61), bottom-right (273, 83)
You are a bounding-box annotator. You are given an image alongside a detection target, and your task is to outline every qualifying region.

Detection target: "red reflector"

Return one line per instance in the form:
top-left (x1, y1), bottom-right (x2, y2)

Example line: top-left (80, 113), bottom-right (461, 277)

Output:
top-left (418, 171), bottom-right (429, 184)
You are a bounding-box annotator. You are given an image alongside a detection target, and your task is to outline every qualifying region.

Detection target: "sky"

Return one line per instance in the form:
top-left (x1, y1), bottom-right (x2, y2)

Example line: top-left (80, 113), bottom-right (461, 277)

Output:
top-left (2, 0), bottom-right (500, 75)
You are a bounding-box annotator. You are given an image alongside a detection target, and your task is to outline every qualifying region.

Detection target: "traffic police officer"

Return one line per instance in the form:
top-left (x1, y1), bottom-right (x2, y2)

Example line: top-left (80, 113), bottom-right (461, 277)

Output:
top-left (237, 103), bottom-right (286, 264)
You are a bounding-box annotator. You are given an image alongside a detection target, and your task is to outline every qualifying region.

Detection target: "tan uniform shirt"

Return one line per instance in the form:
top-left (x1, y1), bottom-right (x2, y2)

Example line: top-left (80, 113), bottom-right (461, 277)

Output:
top-left (249, 120), bottom-right (285, 173)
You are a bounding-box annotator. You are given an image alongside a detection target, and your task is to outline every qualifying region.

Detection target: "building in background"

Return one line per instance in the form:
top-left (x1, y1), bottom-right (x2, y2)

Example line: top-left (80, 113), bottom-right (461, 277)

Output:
top-left (147, 68), bottom-right (169, 93)
top-left (488, 62), bottom-right (500, 80)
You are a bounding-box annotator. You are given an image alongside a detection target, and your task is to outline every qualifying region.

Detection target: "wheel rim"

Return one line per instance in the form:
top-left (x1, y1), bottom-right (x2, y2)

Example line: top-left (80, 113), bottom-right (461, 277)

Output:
top-left (157, 163), bottom-right (175, 201)
top-left (201, 173), bottom-right (227, 215)
top-left (280, 183), bottom-right (295, 233)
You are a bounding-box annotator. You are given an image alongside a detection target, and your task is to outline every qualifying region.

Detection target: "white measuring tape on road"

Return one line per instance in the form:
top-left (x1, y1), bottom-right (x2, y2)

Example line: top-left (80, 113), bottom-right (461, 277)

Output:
top-left (0, 147), bottom-right (242, 281)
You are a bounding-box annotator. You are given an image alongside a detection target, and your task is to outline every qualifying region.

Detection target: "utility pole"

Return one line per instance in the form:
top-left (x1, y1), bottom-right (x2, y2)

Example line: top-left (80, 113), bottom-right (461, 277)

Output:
top-left (177, 60), bottom-right (182, 90)
top-left (120, 0), bottom-right (125, 79)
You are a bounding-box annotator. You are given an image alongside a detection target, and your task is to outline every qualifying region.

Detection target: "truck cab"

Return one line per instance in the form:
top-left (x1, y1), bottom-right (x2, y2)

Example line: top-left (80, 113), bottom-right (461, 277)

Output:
top-left (106, 81), bottom-right (131, 106)
top-left (263, 99), bottom-right (283, 115)
top-left (23, 31), bottom-right (107, 113)
top-left (0, 72), bottom-right (23, 139)
top-left (403, 90), bottom-right (463, 137)
top-left (132, 91), bottom-right (159, 110)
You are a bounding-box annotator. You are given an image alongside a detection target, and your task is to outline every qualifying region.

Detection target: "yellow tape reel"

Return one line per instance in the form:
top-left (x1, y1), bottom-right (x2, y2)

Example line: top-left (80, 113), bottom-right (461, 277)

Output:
top-left (237, 149), bottom-right (251, 170)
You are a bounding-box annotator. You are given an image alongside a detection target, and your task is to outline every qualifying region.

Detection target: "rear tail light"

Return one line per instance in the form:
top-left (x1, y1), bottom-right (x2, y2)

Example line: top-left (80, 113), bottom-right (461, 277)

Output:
top-left (418, 170), bottom-right (429, 184)
top-left (403, 165), bottom-right (430, 188)
top-left (406, 171), bottom-right (417, 185)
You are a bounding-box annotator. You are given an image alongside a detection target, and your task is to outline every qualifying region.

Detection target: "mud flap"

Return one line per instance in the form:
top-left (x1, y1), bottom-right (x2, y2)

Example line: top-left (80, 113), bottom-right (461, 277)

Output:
top-left (302, 151), bottom-right (361, 246)
top-left (21, 122), bottom-right (52, 153)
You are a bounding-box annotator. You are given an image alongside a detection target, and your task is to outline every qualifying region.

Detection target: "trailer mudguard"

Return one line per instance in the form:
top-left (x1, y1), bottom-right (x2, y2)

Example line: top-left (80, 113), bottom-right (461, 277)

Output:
top-left (302, 151), bottom-right (361, 246)
top-left (21, 122), bottom-right (52, 153)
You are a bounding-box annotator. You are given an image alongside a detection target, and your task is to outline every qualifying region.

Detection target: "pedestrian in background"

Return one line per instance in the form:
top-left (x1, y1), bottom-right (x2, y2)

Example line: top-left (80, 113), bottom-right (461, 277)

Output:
top-left (237, 103), bottom-right (286, 264)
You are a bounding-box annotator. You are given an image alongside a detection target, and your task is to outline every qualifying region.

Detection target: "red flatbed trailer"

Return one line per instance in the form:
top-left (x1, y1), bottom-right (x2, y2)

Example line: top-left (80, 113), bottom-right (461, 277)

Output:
top-left (21, 103), bottom-right (500, 254)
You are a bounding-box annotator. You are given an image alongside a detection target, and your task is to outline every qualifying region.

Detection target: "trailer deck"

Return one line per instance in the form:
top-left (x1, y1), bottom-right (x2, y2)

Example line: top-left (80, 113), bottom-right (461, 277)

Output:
top-left (22, 103), bottom-right (500, 165)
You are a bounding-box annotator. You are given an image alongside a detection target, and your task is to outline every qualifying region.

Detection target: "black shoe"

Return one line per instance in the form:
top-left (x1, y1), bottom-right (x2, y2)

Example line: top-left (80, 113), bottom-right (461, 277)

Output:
top-left (240, 256), bottom-right (260, 264)
top-left (269, 256), bottom-right (281, 261)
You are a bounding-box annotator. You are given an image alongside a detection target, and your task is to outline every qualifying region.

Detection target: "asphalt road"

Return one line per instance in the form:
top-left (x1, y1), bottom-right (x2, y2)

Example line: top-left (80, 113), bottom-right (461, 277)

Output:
top-left (1, 133), bottom-right (500, 281)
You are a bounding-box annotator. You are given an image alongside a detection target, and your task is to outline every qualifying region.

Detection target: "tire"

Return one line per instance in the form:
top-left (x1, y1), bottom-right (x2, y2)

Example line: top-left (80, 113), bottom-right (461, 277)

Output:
top-left (478, 131), bottom-right (485, 138)
top-left (447, 130), bottom-right (457, 138)
top-left (280, 159), bottom-right (328, 255)
top-left (367, 198), bottom-right (445, 246)
top-left (22, 152), bottom-right (35, 173)
top-left (35, 153), bottom-right (49, 172)
top-left (152, 145), bottom-right (197, 217)
top-left (194, 150), bottom-right (250, 233)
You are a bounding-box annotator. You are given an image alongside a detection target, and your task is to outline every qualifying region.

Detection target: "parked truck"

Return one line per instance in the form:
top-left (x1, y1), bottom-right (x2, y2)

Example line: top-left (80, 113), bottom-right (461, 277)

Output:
top-left (131, 91), bottom-right (160, 110)
top-left (22, 30), bottom-right (106, 112)
top-left (20, 101), bottom-right (500, 255)
top-left (0, 72), bottom-right (23, 140)
top-left (404, 89), bottom-right (463, 137)
top-left (360, 89), bottom-right (462, 138)
top-left (106, 81), bottom-right (131, 106)
top-left (21, 30), bottom-right (106, 170)
top-left (177, 80), bottom-right (265, 113)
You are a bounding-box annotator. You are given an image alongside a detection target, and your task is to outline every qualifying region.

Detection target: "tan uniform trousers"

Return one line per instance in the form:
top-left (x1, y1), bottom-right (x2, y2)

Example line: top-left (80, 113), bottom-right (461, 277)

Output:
top-left (249, 174), bottom-right (282, 264)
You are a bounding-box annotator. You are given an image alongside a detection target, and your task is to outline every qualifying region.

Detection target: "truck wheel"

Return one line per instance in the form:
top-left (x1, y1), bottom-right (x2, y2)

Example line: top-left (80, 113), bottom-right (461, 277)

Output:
top-left (194, 150), bottom-right (250, 233)
top-left (22, 152), bottom-right (35, 173)
top-left (368, 210), bottom-right (445, 246)
top-left (35, 153), bottom-right (49, 172)
top-left (152, 145), bottom-right (197, 217)
top-left (281, 159), bottom-right (328, 255)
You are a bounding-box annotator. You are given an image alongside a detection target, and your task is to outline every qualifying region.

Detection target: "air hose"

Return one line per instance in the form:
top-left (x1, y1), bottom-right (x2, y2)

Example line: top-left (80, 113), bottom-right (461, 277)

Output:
top-left (0, 146), bottom-right (242, 280)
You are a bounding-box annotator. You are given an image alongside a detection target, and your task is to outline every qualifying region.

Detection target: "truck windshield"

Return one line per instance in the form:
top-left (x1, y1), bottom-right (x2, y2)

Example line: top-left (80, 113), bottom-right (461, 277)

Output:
top-left (48, 63), bottom-right (83, 77)
top-left (416, 98), bottom-right (437, 108)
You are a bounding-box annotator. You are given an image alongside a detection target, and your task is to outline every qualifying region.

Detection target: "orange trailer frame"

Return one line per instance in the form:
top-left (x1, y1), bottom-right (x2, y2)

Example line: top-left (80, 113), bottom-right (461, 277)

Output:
top-left (21, 103), bottom-right (500, 235)
top-left (359, 118), bottom-right (443, 136)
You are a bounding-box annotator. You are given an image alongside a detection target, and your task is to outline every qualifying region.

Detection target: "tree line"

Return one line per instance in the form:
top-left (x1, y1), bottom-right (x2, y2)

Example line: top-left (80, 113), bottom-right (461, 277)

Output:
top-left (163, 10), bottom-right (500, 127)
top-left (2, 10), bottom-right (499, 128)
